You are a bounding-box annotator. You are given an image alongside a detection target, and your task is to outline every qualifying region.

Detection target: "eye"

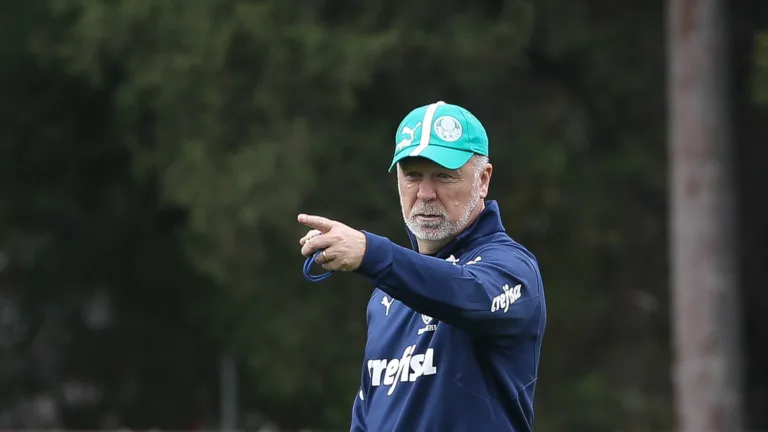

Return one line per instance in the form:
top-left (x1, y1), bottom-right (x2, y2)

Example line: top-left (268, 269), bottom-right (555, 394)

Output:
top-left (404, 171), bottom-right (422, 179)
top-left (436, 172), bottom-right (454, 179)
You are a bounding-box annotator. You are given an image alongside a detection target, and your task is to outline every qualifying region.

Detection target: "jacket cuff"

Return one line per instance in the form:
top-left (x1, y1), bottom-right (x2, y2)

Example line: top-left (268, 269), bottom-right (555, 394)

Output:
top-left (355, 231), bottom-right (394, 280)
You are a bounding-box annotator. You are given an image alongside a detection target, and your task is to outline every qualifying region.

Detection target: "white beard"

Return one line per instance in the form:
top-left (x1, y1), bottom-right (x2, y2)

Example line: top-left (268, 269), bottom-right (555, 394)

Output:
top-left (398, 175), bottom-right (482, 242)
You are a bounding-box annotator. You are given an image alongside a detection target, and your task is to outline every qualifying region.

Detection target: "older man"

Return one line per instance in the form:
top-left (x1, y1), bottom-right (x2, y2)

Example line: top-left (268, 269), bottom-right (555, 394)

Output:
top-left (298, 101), bottom-right (547, 432)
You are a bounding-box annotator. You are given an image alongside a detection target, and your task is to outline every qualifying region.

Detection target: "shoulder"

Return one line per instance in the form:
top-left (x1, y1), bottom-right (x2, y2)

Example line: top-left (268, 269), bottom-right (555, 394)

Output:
top-left (464, 235), bottom-right (543, 291)
top-left (467, 233), bottom-right (539, 268)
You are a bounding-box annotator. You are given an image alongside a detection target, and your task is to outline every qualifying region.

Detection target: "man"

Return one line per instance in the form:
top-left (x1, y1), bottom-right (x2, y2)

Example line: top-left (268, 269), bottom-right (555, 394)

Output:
top-left (298, 101), bottom-right (546, 431)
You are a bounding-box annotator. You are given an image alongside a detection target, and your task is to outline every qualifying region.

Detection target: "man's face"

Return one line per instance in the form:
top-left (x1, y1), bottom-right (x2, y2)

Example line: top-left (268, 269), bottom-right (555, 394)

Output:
top-left (397, 156), bottom-right (491, 241)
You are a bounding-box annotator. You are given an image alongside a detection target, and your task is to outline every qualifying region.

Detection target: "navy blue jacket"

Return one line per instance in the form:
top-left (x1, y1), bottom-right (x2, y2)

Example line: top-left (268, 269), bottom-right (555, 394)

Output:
top-left (350, 201), bottom-right (547, 432)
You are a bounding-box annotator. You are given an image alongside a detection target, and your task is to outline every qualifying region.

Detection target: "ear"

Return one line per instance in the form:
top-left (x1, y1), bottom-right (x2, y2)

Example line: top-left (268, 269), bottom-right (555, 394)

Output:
top-left (479, 163), bottom-right (493, 198)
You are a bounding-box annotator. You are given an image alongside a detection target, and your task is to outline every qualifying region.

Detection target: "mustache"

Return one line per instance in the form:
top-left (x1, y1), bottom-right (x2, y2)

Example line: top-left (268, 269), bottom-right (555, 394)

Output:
top-left (409, 202), bottom-right (447, 217)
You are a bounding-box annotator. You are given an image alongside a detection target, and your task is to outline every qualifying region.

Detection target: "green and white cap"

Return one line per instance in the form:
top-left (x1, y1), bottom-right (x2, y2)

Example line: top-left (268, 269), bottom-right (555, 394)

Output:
top-left (389, 101), bottom-right (489, 172)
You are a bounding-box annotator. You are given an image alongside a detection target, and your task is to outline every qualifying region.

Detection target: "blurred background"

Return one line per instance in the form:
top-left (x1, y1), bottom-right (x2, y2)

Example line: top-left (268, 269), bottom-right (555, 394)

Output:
top-left (1, 0), bottom-right (767, 431)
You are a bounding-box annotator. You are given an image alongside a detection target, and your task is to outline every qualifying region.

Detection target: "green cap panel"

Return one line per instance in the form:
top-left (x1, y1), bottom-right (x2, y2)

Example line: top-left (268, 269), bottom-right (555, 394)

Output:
top-left (389, 101), bottom-right (489, 172)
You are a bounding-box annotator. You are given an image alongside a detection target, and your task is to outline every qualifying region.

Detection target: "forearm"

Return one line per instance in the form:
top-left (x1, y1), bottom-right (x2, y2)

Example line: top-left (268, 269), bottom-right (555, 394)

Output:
top-left (355, 232), bottom-right (541, 336)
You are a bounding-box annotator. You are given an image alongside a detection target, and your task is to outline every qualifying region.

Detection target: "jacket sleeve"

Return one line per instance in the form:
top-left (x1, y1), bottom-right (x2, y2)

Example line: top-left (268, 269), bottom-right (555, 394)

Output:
top-left (349, 387), bottom-right (367, 431)
top-left (354, 231), bottom-right (543, 337)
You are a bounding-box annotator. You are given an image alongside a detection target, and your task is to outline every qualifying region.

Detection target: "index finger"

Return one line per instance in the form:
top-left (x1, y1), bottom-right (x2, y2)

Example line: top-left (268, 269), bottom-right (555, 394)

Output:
top-left (298, 214), bottom-right (335, 233)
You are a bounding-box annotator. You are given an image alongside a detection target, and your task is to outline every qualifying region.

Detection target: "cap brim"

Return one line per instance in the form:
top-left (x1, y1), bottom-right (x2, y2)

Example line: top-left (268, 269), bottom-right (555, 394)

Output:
top-left (388, 145), bottom-right (474, 173)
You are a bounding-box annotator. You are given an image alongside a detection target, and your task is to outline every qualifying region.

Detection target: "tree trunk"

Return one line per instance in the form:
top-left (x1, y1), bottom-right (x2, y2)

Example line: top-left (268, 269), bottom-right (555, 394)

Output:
top-left (668, 0), bottom-right (743, 430)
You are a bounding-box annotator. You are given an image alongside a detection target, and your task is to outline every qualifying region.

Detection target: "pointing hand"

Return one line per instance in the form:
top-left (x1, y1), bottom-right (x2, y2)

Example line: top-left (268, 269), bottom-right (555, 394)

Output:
top-left (298, 214), bottom-right (367, 272)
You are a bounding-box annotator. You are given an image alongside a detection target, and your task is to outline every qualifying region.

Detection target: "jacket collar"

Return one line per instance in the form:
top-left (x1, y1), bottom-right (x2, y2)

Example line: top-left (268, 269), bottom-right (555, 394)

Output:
top-left (405, 200), bottom-right (506, 259)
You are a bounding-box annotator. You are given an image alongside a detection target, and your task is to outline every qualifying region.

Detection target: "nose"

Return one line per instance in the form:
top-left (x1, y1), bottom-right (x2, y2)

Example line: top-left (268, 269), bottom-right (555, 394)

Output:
top-left (416, 178), bottom-right (437, 201)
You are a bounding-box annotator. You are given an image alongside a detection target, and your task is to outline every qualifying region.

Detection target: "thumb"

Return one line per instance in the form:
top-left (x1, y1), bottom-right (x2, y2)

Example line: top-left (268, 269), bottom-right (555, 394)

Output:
top-left (298, 214), bottom-right (335, 233)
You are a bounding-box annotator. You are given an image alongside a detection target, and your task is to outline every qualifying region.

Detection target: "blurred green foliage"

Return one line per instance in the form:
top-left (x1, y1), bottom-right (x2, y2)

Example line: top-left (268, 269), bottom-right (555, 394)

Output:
top-left (754, 31), bottom-right (768, 104)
